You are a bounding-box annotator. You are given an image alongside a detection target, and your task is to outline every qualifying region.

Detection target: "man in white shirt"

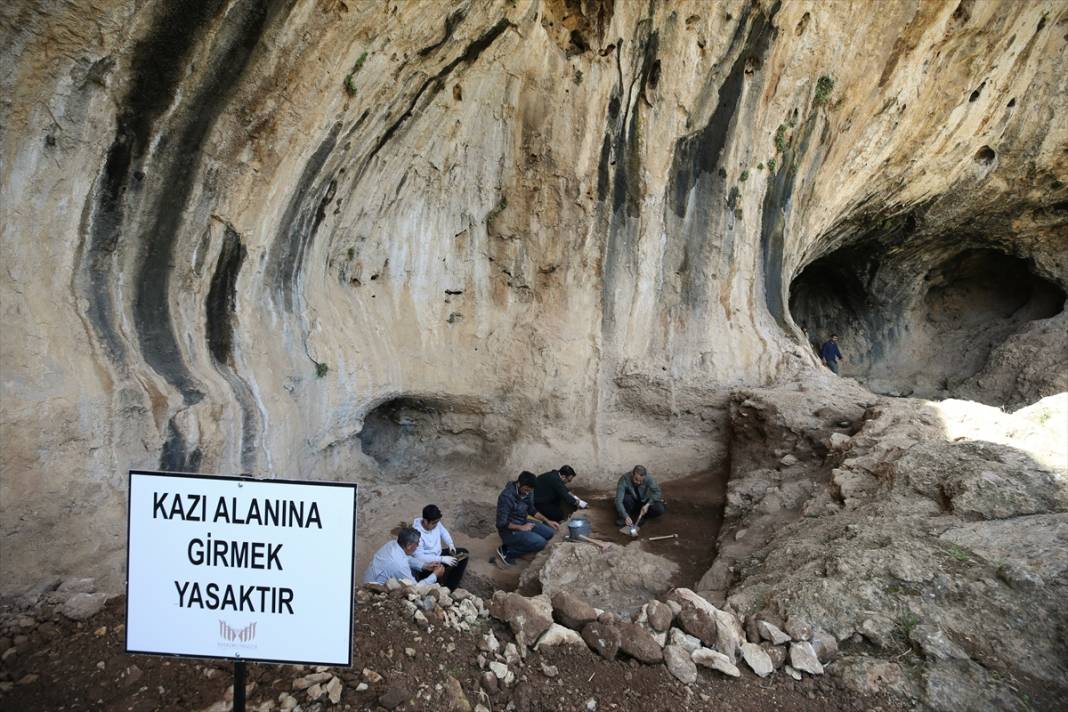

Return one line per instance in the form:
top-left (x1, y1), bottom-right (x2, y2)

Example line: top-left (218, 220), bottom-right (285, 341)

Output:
top-left (411, 505), bottom-right (468, 590)
top-left (361, 527), bottom-right (444, 586)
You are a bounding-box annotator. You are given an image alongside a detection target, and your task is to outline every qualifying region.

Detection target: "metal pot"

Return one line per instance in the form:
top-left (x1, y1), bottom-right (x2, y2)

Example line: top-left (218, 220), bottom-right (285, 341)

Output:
top-left (567, 517), bottom-right (591, 541)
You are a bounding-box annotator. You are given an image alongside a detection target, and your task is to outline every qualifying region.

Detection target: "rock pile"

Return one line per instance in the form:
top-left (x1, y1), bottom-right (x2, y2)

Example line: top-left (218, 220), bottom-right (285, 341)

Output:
top-left (485, 584), bottom-right (828, 686)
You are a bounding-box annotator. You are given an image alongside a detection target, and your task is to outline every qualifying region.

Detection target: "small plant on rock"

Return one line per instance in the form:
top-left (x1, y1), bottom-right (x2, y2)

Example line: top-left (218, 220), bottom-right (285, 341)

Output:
top-left (767, 157), bottom-right (777, 172)
top-left (814, 74), bottom-right (835, 106)
top-left (343, 51), bottom-right (369, 96)
top-left (774, 123), bottom-right (789, 152)
top-left (739, 169), bottom-right (750, 182)
top-left (315, 362), bottom-right (329, 378)
top-left (944, 544), bottom-right (971, 562)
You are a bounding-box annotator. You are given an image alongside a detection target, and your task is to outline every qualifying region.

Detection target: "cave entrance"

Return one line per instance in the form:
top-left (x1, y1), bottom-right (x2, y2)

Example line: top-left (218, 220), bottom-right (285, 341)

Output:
top-left (789, 246), bottom-right (1065, 404)
top-left (359, 396), bottom-right (516, 478)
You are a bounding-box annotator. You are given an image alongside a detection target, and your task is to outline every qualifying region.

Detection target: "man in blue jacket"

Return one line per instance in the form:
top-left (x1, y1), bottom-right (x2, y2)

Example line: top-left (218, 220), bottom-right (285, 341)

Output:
top-left (820, 334), bottom-right (844, 374)
top-left (495, 471), bottom-right (559, 567)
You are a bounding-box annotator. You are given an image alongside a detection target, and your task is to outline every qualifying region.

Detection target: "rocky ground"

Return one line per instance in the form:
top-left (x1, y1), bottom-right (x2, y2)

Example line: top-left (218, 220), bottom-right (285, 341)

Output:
top-left (706, 383), bottom-right (1068, 711)
top-left (1, 385), bottom-right (1064, 712)
top-left (0, 577), bottom-right (908, 712)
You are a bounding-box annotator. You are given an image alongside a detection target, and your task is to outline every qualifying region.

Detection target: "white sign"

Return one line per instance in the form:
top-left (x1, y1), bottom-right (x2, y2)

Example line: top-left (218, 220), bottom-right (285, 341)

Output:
top-left (126, 470), bottom-right (357, 666)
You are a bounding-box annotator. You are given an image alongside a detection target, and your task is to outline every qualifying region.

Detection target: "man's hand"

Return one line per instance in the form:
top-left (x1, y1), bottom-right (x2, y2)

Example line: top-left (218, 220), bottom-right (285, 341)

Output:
top-left (624, 516), bottom-right (633, 527)
top-left (521, 522), bottom-right (536, 532)
top-left (440, 556), bottom-right (458, 567)
top-left (546, 520), bottom-right (560, 531)
top-left (431, 563), bottom-right (446, 578)
top-left (640, 503), bottom-right (650, 517)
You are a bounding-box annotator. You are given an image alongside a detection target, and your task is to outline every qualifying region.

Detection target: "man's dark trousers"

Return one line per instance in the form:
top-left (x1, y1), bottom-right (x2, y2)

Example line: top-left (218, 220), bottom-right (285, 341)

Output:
top-left (620, 493), bottom-right (665, 523)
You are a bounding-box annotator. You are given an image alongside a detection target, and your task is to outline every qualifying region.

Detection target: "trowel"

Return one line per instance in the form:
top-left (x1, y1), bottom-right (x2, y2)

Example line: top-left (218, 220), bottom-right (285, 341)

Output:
top-left (619, 509), bottom-right (648, 537)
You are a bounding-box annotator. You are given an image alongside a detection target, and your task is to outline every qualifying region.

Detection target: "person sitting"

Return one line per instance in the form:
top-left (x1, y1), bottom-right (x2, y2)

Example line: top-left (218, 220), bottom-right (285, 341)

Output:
top-left (534, 465), bottom-right (588, 522)
top-left (361, 527), bottom-right (443, 585)
top-left (614, 465), bottom-right (666, 527)
top-left (410, 504), bottom-right (468, 590)
top-left (495, 470), bottom-right (559, 567)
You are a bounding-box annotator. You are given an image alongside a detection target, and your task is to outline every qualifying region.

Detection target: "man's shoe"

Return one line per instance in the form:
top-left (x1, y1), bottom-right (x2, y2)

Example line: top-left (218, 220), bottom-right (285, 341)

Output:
top-left (496, 546), bottom-right (514, 568)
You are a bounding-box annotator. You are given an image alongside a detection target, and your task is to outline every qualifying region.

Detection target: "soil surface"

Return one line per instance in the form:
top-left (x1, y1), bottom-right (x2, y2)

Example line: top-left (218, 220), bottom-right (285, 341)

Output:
top-left (1, 593), bottom-right (911, 712)
top-left (571, 469), bottom-right (726, 589)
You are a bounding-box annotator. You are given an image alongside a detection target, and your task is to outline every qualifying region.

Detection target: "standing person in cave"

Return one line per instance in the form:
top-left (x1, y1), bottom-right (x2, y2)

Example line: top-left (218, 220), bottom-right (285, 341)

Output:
top-left (615, 465), bottom-right (666, 527)
top-left (409, 504), bottom-right (468, 590)
top-left (820, 334), bottom-right (845, 374)
top-left (495, 470), bottom-right (559, 567)
top-left (533, 465), bottom-right (589, 522)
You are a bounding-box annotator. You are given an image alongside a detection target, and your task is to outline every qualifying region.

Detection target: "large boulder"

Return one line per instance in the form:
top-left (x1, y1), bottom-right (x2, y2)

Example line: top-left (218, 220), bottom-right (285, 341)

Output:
top-left (692, 647), bottom-right (740, 677)
top-left (489, 592), bottom-right (553, 648)
top-left (581, 622), bottom-right (620, 660)
top-left (646, 600), bottom-right (674, 632)
top-left (60, 592), bottom-right (108, 621)
top-left (617, 622), bottom-right (663, 664)
top-left (551, 591), bottom-right (598, 630)
top-left (520, 543), bottom-right (678, 616)
top-left (536, 623), bottom-right (586, 650)
top-left (677, 606), bottom-right (717, 647)
top-left (740, 642), bottom-right (774, 678)
top-left (663, 645), bottom-right (698, 684)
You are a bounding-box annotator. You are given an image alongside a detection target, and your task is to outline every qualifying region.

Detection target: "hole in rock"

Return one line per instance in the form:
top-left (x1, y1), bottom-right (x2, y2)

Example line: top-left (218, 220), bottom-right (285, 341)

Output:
top-left (790, 245), bottom-right (1064, 404)
top-left (359, 396), bottom-right (516, 477)
top-left (974, 145), bottom-right (996, 165)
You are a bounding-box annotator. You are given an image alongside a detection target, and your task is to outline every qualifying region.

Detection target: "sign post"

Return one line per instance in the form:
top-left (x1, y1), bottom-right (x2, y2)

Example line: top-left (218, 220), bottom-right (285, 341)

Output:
top-left (125, 469), bottom-right (358, 701)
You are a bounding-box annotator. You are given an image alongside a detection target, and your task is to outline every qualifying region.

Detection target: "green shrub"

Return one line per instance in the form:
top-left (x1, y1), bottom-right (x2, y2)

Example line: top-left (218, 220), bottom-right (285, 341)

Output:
top-left (814, 75), bottom-right (835, 106)
top-left (315, 362), bottom-right (329, 378)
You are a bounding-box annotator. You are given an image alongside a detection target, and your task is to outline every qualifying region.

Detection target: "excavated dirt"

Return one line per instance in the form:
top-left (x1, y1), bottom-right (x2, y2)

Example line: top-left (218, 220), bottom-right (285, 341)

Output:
top-left (571, 469), bottom-right (728, 589)
top-left (0, 595), bottom-right (911, 712)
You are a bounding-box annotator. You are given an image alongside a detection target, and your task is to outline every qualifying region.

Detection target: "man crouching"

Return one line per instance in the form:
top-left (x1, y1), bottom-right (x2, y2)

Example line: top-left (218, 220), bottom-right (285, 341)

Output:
top-left (495, 471), bottom-right (559, 568)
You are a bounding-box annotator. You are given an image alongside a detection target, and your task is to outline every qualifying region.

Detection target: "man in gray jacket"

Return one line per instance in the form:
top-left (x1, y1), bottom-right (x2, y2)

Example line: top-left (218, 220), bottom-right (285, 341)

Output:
top-left (614, 465), bottom-right (666, 527)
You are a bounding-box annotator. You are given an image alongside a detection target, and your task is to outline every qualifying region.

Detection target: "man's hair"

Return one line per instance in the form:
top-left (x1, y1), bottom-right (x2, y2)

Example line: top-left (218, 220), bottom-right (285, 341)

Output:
top-left (518, 471), bottom-right (537, 488)
top-left (397, 527), bottom-right (421, 548)
top-left (831, 333), bottom-right (839, 339)
top-left (559, 465), bottom-right (576, 479)
top-left (632, 465), bottom-right (648, 477)
top-left (422, 504), bottom-right (442, 521)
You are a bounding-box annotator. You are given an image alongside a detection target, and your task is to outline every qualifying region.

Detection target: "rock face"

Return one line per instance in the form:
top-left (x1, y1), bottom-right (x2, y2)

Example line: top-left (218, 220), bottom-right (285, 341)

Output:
top-left (2, 0), bottom-right (1065, 594)
top-left (715, 386), bottom-right (1068, 710)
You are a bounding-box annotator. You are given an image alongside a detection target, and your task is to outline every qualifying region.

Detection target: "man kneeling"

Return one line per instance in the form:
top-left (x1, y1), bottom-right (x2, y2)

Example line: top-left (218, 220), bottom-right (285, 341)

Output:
top-left (495, 471), bottom-right (559, 567)
top-left (410, 504), bottom-right (468, 590)
top-left (615, 465), bottom-right (666, 527)
top-left (362, 527), bottom-right (444, 585)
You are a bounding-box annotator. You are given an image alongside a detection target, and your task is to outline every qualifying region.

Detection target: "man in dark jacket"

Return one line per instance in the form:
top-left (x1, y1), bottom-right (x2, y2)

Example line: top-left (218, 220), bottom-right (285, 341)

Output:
top-left (495, 471), bottom-right (559, 567)
top-left (820, 334), bottom-right (844, 374)
top-left (615, 465), bottom-right (665, 527)
top-left (533, 465), bottom-right (589, 522)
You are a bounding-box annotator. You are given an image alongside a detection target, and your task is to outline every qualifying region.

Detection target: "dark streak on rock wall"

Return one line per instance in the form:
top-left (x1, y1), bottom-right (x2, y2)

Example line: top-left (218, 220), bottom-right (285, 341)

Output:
top-left (159, 418), bottom-right (203, 473)
top-left (132, 0), bottom-right (273, 407)
top-left (666, 3), bottom-right (778, 308)
top-left (206, 227), bottom-right (247, 365)
top-left (365, 17), bottom-right (512, 169)
top-left (761, 110), bottom-right (819, 329)
top-left (268, 122), bottom-right (341, 312)
top-left (82, 0), bottom-right (228, 365)
top-left (206, 226), bottom-right (262, 470)
top-left (597, 22), bottom-right (660, 333)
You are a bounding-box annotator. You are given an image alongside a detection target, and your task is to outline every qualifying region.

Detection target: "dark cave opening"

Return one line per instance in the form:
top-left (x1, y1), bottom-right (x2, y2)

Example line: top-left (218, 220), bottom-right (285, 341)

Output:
top-left (790, 245), bottom-right (1065, 404)
top-left (358, 396), bottom-right (516, 477)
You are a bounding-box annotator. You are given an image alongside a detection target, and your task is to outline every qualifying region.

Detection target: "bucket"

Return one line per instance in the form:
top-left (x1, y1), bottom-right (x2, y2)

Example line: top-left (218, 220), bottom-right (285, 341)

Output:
top-left (567, 517), bottom-right (591, 541)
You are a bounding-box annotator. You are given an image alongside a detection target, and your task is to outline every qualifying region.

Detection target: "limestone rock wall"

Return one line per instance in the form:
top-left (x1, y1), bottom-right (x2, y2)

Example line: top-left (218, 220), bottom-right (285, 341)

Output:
top-left (1, 0), bottom-right (1066, 590)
